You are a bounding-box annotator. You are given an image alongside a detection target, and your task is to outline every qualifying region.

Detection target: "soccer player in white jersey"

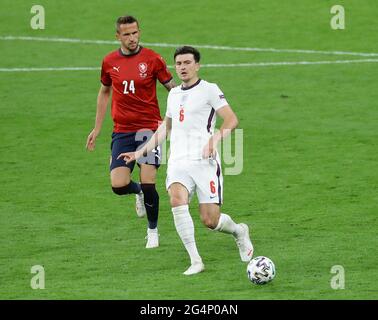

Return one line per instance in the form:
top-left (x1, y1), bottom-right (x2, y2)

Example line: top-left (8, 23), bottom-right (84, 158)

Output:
top-left (118, 46), bottom-right (254, 275)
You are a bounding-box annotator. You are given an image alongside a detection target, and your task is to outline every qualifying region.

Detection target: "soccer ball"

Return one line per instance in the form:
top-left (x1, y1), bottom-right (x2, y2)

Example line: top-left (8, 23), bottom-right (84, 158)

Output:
top-left (247, 256), bottom-right (276, 285)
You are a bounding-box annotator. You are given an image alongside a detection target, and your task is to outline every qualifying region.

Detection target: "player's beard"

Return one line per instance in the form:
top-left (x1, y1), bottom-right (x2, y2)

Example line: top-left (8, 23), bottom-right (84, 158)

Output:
top-left (127, 41), bottom-right (139, 53)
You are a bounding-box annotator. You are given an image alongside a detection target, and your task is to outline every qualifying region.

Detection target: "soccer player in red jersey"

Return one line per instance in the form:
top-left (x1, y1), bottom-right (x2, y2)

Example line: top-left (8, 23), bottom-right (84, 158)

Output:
top-left (86, 15), bottom-right (176, 248)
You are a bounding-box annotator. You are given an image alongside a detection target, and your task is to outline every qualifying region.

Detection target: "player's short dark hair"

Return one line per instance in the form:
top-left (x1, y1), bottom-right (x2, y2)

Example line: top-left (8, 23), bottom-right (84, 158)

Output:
top-left (174, 46), bottom-right (201, 63)
top-left (116, 15), bottom-right (139, 33)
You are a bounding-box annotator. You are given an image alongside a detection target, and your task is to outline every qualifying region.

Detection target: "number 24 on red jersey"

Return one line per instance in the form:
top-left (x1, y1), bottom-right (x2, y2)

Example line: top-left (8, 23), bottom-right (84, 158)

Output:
top-left (122, 80), bottom-right (135, 94)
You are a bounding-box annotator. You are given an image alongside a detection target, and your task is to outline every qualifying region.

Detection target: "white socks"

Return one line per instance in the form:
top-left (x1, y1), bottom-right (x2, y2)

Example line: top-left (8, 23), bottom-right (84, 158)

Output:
top-left (172, 205), bottom-right (202, 265)
top-left (214, 213), bottom-right (242, 236)
top-left (171, 208), bottom-right (242, 271)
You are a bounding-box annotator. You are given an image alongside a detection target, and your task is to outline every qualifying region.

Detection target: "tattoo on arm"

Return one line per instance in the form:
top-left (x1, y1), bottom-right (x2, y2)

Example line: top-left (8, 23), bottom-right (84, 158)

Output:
top-left (164, 79), bottom-right (177, 91)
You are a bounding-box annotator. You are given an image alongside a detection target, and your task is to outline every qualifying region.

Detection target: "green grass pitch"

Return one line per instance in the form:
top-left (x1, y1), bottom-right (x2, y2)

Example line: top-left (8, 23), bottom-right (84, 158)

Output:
top-left (0, 0), bottom-right (377, 299)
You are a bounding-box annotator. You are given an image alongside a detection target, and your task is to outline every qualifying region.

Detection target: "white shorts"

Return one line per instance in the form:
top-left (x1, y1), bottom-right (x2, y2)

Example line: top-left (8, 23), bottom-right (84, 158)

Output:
top-left (166, 158), bottom-right (224, 204)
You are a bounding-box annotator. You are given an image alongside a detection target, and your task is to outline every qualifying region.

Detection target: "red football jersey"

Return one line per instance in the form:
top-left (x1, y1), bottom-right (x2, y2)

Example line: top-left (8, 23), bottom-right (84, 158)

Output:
top-left (101, 47), bottom-right (173, 133)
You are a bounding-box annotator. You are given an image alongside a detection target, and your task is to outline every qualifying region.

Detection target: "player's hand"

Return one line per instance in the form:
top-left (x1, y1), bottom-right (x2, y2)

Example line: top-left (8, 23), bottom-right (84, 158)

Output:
top-left (202, 137), bottom-right (218, 159)
top-left (117, 152), bottom-right (137, 164)
top-left (86, 129), bottom-right (99, 151)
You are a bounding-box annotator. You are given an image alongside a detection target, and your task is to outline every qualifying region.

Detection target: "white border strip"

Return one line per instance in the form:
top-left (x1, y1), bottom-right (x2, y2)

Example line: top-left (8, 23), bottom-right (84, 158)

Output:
top-left (1, 35), bottom-right (378, 58)
top-left (1, 59), bottom-right (378, 72)
top-left (0, 67), bottom-right (100, 72)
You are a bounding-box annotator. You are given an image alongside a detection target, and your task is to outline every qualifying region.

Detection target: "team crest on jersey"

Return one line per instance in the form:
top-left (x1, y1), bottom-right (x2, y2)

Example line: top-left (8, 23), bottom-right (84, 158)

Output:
top-left (138, 62), bottom-right (148, 78)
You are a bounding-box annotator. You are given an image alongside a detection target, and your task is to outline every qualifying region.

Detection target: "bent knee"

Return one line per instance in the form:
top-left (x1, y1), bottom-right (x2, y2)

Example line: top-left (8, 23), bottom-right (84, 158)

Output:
top-left (111, 184), bottom-right (137, 196)
top-left (111, 179), bottom-right (131, 189)
top-left (110, 167), bottom-right (131, 188)
top-left (112, 186), bottom-right (127, 195)
top-left (170, 195), bottom-right (187, 207)
top-left (200, 215), bottom-right (219, 229)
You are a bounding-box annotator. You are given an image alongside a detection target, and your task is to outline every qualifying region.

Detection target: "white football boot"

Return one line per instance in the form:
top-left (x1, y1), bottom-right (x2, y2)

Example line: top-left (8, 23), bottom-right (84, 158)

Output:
top-left (183, 260), bottom-right (205, 276)
top-left (145, 228), bottom-right (159, 249)
top-left (135, 191), bottom-right (146, 218)
top-left (234, 223), bottom-right (254, 262)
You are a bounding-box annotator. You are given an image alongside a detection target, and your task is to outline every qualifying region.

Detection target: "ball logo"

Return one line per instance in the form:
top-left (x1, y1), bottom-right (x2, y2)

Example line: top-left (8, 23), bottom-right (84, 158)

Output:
top-left (138, 62), bottom-right (148, 78)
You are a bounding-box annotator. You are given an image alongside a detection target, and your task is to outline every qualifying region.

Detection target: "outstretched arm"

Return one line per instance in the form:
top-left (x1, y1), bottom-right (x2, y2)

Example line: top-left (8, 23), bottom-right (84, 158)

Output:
top-left (118, 117), bottom-right (172, 164)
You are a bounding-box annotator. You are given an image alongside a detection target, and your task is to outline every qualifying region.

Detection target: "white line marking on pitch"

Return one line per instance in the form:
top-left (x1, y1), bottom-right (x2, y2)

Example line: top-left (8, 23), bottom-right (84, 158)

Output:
top-left (201, 59), bottom-right (378, 67)
top-left (1, 35), bottom-right (378, 58)
top-left (1, 59), bottom-right (378, 72)
top-left (0, 67), bottom-right (100, 72)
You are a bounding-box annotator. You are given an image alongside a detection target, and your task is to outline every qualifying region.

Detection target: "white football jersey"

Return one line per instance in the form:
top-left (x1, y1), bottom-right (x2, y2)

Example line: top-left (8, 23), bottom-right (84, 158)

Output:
top-left (166, 79), bottom-right (228, 161)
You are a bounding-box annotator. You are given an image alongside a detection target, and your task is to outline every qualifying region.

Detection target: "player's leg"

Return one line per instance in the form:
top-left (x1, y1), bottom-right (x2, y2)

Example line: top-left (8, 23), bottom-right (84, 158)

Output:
top-left (110, 166), bottom-right (145, 215)
top-left (136, 131), bottom-right (163, 248)
top-left (168, 182), bottom-right (204, 275)
top-left (139, 164), bottom-right (160, 248)
top-left (111, 166), bottom-right (139, 191)
top-left (198, 203), bottom-right (253, 262)
top-left (110, 158), bottom-right (142, 196)
top-left (195, 159), bottom-right (254, 262)
top-left (110, 133), bottom-right (145, 217)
